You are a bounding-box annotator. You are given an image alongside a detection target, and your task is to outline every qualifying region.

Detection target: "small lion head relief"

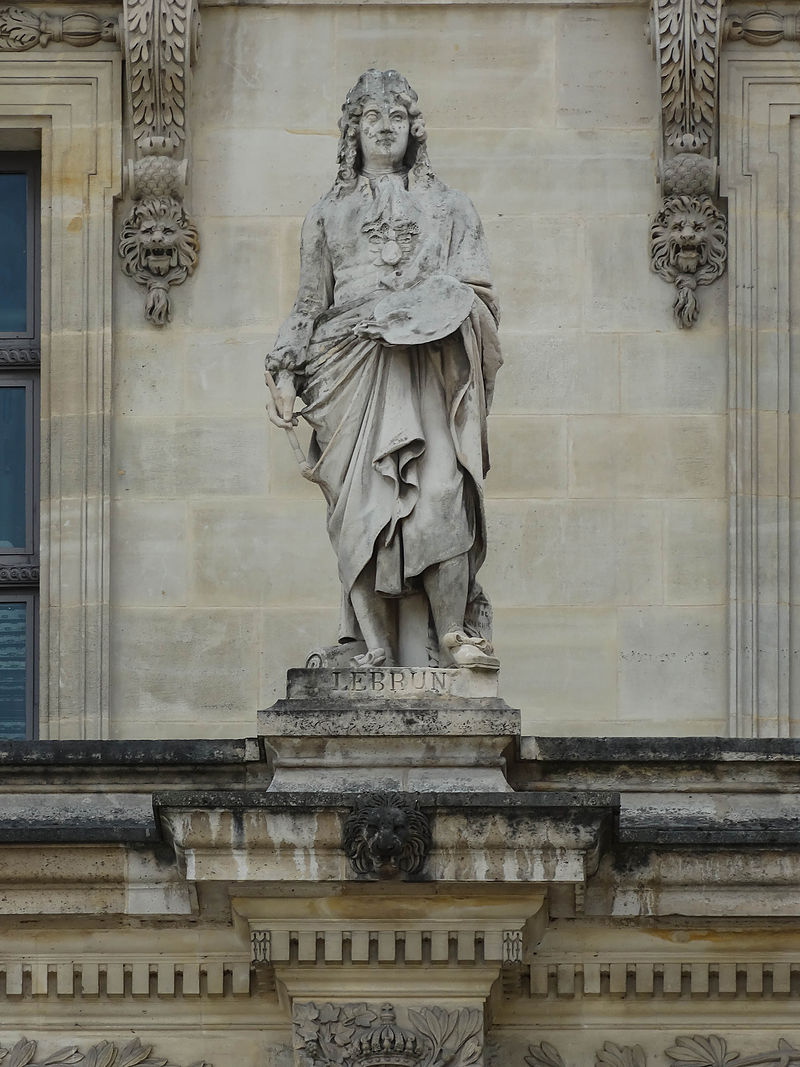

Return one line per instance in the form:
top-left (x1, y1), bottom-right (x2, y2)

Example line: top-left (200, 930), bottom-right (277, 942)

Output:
top-left (650, 194), bottom-right (727, 328)
top-left (136, 212), bottom-right (186, 276)
top-left (120, 196), bottom-right (199, 280)
top-left (119, 195), bottom-right (199, 325)
top-left (666, 213), bottom-right (711, 273)
top-left (343, 793), bottom-right (432, 878)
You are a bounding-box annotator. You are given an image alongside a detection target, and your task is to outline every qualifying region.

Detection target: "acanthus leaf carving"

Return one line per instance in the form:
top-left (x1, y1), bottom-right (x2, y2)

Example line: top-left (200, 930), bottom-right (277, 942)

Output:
top-left (0, 1040), bottom-right (209, 1067)
top-left (525, 1037), bottom-right (800, 1067)
top-left (525, 1044), bottom-right (565, 1067)
top-left (0, 7), bottom-right (42, 50)
top-left (120, 0), bottom-right (200, 325)
top-left (649, 0), bottom-right (726, 326)
top-left (653, 0), bottom-right (721, 150)
top-left (408, 1007), bottom-right (483, 1067)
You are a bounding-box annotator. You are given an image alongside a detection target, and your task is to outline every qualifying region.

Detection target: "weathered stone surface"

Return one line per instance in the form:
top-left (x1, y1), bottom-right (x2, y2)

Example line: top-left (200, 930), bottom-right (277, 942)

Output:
top-left (259, 693), bottom-right (518, 792)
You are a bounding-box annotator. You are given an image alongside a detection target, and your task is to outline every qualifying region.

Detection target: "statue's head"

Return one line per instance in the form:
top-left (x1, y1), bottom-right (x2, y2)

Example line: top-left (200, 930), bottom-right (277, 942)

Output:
top-left (335, 70), bottom-right (433, 192)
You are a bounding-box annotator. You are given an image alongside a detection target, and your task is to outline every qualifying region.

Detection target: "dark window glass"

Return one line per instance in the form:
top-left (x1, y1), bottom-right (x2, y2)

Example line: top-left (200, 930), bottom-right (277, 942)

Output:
top-left (0, 385), bottom-right (27, 549)
top-left (0, 601), bottom-right (29, 739)
top-left (0, 173), bottom-right (28, 333)
top-left (0, 151), bottom-right (39, 739)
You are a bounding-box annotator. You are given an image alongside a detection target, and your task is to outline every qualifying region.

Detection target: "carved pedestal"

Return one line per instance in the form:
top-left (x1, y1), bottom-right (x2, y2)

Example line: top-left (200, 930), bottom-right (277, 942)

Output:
top-left (257, 669), bottom-right (519, 793)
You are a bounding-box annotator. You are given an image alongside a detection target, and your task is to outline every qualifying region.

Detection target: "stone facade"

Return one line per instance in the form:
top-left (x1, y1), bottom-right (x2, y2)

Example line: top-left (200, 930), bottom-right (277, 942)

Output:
top-left (2, 4), bottom-right (800, 1067)
top-left (102, 0), bottom-right (735, 740)
top-left (0, 734), bottom-right (798, 1067)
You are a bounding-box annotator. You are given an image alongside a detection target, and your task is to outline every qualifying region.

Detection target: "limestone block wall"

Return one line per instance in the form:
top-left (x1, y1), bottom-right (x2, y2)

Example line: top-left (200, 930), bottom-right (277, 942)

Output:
top-left (109, 0), bottom-right (730, 737)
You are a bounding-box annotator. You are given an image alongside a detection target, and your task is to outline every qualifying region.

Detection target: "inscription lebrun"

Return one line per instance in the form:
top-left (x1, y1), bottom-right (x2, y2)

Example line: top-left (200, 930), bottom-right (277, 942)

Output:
top-left (332, 667), bottom-right (449, 695)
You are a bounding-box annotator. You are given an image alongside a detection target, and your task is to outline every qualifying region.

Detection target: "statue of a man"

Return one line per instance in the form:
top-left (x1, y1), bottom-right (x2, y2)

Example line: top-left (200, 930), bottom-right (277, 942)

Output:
top-left (266, 69), bottom-right (502, 670)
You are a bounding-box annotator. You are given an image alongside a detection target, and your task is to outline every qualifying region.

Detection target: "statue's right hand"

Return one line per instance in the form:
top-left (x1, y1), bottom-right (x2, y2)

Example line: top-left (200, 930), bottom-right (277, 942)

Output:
top-left (265, 369), bottom-right (298, 429)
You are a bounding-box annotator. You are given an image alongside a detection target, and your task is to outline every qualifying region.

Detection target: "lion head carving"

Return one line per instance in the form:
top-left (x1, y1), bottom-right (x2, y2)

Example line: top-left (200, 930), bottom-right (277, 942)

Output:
top-left (343, 793), bottom-right (432, 878)
top-left (650, 194), bottom-right (727, 328)
top-left (119, 195), bottom-right (199, 326)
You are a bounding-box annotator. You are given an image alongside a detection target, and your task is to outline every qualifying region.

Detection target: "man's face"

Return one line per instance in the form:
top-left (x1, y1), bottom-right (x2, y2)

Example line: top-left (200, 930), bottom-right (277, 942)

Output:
top-left (358, 95), bottom-right (410, 172)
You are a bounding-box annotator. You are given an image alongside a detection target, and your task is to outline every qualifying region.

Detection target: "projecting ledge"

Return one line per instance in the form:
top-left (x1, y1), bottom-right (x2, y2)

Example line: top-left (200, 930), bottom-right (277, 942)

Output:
top-left (154, 789), bottom-right (617, 884)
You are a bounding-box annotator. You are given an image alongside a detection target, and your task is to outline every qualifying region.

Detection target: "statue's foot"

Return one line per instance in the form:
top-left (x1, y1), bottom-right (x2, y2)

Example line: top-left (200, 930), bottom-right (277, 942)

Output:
top-left (351, 647), bottom-right (387, 668)
top-left (442, 631), bottom-right (500, 670)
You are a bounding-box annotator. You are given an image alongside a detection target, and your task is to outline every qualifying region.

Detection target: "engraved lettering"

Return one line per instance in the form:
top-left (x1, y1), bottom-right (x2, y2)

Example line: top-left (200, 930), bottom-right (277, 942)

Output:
top-left (370, 671), bottom-right (384, 692)
top-left (351, 670), bottom-right (367, 692)
top-left (430, 671), bottom-right (447, 692)
top-left (390, 670), bottom-right (405, 692)
top-left (411, 670), bottom-right (426, 690)
top-left (332, 670), bottom-right (343, 690)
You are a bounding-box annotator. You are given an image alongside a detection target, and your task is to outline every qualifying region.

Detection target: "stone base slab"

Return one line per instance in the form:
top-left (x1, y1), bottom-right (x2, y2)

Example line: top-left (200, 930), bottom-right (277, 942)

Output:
top-left (259, 677), bottom-right (519, 793)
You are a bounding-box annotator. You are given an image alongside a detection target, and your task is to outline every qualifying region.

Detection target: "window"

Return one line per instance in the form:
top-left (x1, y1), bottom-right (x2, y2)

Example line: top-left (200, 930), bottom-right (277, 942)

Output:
top-left (0, 152), bottom-right (39, 739)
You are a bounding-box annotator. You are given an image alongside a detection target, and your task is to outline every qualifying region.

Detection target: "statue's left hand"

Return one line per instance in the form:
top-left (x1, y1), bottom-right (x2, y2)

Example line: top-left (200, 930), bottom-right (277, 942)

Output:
top-left (353, 320), bottom-right (386, 342)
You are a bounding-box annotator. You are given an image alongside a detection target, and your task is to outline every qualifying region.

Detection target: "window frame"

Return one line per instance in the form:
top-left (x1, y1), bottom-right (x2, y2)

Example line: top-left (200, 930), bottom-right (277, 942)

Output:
top-left (0, 591), bottom-right (38, 739)
top-left (0, 56), bottom-right (122, 738)
top-left (0, 373), bottom-right (39, 561)
top-left (0, 151), bottom-right (39, 345)
top-left (0, 151), bottom-right (40, 739)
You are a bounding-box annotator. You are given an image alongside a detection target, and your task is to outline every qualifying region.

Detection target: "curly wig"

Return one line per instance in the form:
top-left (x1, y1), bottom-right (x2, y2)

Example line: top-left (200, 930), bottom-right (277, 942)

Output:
top-left (333, 69), bottom-right (434, 194)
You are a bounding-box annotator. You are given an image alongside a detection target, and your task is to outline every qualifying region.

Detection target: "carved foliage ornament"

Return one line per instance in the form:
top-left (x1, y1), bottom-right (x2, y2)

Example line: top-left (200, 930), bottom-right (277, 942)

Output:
top-left (0, 1039), bottom-right (209, 1067)
top-left (526, 1035), bottom-right (800, 1067)
top-left (725, 11), bottom-right (800, 45)
top-left (120, 0), bottom-right (200, 324)
top-left (343, 793), bottom-right (432, 878)
top-left (294, 1003), bottom-right (482, 1067)
top-left (0, 7), bottom-right (118, 50)
top-left (649, 0), bottom-right (726, 326)
top-left (652, 0), bottom-right (721, 152)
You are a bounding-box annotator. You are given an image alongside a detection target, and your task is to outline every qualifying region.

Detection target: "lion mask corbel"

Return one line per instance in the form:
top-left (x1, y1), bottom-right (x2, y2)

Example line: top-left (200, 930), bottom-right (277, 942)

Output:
top-left (650, 194), bottom-right (727, 328)
top-left (119, 195), bottom-right (199, 326)
top-left (343, 793), bottom-right (432, 878)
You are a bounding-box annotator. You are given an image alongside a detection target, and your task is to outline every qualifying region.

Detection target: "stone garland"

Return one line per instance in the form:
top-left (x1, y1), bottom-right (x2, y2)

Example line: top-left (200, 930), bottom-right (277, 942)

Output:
top-left (0, 349), bottom-right (39, 366)
top-left (527, 1036), bottom-right (800, 1067)
top-left (0, 1039), bottom-right (208, 1067)
top-left (0, 565), bottom-right (39, 584)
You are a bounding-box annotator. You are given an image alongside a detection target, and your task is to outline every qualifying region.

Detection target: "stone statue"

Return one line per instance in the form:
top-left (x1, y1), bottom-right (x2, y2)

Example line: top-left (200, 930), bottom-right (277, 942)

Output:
top-left (266, 70), bottom-right (502, 671)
